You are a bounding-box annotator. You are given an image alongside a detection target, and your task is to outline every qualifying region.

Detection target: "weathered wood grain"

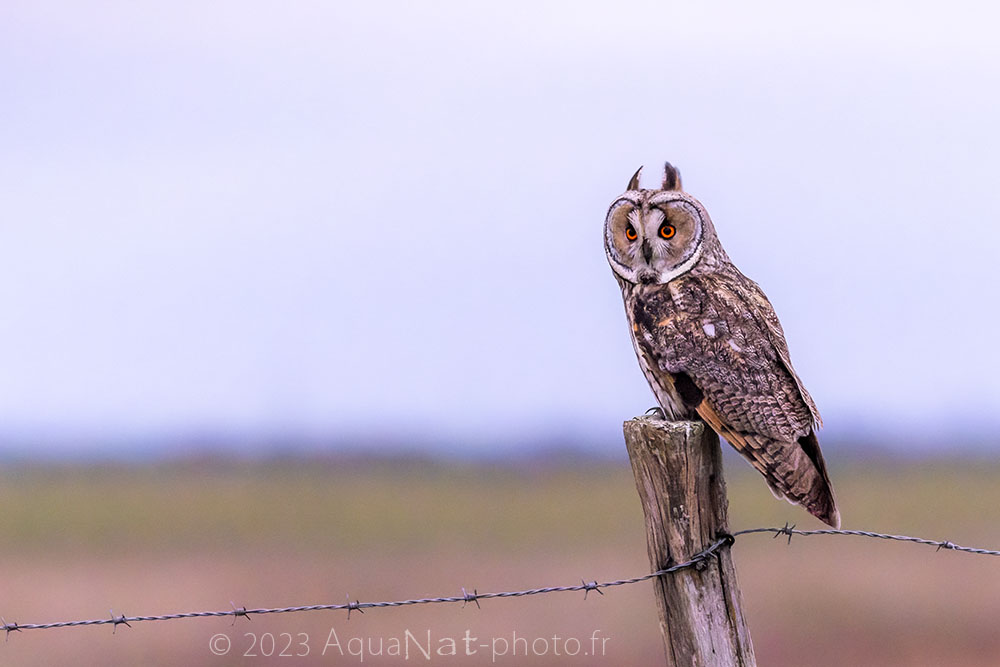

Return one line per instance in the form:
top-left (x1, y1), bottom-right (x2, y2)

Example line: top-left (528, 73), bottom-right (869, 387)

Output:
top-left (624, 417), bottom-right (755, 666)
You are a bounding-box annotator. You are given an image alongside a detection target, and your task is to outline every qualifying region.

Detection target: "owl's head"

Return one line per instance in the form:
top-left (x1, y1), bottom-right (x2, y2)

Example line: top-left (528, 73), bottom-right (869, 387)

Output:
top-left (604, 162), bottom-right (725, 285)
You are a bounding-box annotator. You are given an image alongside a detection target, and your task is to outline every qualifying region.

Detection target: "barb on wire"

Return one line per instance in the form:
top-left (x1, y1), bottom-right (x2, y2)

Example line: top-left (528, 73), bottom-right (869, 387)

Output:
top-left (1, 526), bottom-right (997, 636)
top-left (1, 618), bottom-right (21, 642)
top-left (229, 603), bottom-right (250, 626)
top-left (581, 580), bottom-right (603, 599)
top-left (461, 587), bottom-right (480, 609)
top-left (109, 611), bottom-right (130, 634)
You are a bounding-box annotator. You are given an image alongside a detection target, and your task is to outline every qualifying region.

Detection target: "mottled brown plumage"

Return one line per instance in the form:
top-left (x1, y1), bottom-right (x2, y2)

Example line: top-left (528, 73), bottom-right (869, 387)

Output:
top-left (605, 163), bottom-right (840, 527)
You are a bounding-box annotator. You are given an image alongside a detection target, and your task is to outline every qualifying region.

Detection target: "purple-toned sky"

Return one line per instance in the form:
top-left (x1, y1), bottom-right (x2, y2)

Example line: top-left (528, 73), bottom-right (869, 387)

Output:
top-left (2, 2), bottom-right (998, 456)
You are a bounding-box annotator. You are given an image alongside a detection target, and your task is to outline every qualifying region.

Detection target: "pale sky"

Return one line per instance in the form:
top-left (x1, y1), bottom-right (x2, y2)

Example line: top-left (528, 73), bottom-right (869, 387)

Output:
top-left (2, 1), bottom-right (999, 455)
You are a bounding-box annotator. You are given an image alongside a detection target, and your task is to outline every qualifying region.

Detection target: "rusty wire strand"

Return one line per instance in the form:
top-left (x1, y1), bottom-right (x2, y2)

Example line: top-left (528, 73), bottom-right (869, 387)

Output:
top-left (2, 526), bottom-right (996, 636)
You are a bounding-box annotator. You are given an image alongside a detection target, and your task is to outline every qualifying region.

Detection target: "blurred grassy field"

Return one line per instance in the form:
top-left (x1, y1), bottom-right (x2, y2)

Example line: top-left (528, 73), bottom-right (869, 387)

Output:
top-left (0, 452), bottom-right (999, 665)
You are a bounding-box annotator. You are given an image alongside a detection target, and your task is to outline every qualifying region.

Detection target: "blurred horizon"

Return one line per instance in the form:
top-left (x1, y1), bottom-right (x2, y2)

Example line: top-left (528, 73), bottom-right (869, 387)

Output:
top-left (0, 422), bottom-right (996, 462)
top-left (2, 1), bottom-right (999, 458)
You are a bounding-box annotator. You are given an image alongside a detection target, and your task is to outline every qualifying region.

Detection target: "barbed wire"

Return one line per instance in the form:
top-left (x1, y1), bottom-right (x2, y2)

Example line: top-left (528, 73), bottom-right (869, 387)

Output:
top-left (2, 525), bottom-right (996, 638)
top-left (734, 525), bottom-right (1000, 555)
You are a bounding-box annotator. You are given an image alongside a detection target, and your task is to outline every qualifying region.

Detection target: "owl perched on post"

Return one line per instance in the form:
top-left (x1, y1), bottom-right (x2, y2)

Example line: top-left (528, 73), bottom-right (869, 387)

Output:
top-left (605, 163), bottom-right (840, 528)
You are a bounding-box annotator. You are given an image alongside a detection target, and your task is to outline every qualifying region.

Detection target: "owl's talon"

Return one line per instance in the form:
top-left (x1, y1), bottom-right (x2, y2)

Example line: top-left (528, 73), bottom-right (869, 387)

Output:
top-left (644, 406), bottom-right (666, 420)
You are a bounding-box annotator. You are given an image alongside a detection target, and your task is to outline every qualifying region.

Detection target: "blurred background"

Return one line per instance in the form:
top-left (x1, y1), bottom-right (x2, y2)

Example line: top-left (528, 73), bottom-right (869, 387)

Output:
top-left (1, 1), bottom-right (999, 664)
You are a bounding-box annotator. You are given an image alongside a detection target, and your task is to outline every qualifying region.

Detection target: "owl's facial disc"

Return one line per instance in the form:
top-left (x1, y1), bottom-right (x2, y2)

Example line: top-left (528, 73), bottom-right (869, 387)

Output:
top-left (604, 192), bottom-right (704, 284)
top-left (604, 195), bottom-right (644, 282)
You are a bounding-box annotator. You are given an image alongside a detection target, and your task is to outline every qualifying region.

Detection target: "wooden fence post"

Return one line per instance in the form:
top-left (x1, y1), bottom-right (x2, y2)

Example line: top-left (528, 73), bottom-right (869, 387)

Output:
top-left (624, 416), bottom-right (756, 666)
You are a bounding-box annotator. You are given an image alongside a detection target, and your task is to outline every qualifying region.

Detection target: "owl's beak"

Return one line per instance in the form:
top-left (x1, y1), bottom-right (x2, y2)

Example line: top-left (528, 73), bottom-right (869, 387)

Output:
top-left (641, 239), bottom-right (653, 264)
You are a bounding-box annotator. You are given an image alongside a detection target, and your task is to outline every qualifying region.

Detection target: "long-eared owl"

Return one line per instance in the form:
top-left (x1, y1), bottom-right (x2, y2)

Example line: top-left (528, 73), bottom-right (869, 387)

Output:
top-left (605, 163), bottom-right (840, 527)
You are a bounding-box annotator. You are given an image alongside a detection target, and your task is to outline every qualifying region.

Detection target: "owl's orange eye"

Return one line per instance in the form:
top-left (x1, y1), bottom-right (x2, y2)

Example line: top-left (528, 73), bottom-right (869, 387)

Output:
top-left (659, 223), bottom-right (676, 239)
top-left (625, 224), bottom-right (638, 241)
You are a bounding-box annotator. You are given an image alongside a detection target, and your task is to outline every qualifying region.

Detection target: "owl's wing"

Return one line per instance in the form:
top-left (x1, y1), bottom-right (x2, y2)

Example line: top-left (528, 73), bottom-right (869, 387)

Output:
top-left (634, 271), bottom-right (839, 527)
top-left (741, 276), bottom-right (823, 428)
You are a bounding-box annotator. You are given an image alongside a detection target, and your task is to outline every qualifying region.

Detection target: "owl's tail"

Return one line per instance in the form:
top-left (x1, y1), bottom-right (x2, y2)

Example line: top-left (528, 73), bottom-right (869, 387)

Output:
top-left (695, 399), bottom-right (841, 527)
top-left (758, 430), bottom-right (841, 529)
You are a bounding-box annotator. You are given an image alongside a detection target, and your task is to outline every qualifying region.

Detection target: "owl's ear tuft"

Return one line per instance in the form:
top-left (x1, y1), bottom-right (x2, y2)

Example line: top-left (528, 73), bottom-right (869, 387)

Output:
top-left (626, 166), bottom-right (643, 191)
top-left (662, 162), bottom-right (682, 191)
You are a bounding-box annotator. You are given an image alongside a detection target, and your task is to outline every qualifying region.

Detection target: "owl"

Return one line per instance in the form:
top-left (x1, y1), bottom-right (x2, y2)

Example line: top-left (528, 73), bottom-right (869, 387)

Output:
top-left (605, 163), bottom-right (840, 528)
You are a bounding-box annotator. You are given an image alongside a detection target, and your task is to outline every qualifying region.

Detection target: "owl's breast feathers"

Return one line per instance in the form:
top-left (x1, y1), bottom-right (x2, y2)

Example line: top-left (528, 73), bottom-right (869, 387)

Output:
top-left (629, 271), bottom-right (840, 528)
